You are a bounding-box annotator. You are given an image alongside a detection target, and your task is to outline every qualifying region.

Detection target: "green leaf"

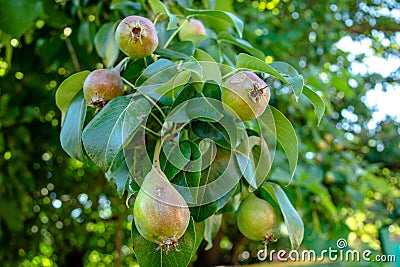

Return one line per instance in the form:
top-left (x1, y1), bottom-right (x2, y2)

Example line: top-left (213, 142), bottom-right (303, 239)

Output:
top-left (153, 70), bottom-right (192, 98)
top-left (160, 141), bottom-right (192, 180)
top-left (82, 96), bottom-right (151, 171)
top-left (191, 121), bottom-right (230, 148)
top-left (135, 59), bottom-right (176, 87)
top-left (261, 106), bottom-right (298, 183)
top-left (196, 147), bottom-right (241, 209)
top-left (94, 22), bottom-right (119, 68)
top-left (236, 54), bottom-right (304, 100)
top-left (0, 0), bottom-right (44, 38)
top-left (302, 85), bottom-right (325, 125)
top-left (204, 214), bottom-right (222, 250)
top-left (199, 39), bottom-right (222, 63)
top-left (185, 9), bottom-right (244, 38)
top-left (132, 217), bottom-right (196, 267)
top-left (155, 41), bottom-right (195, 59)
top-left (149, 0), bottom-right (179, 29)
top-left (60, 92), bottom-right (87, 162)
top-left (171, 83), bottom-right (196, 110)
top-left (186, 95), bottom-right (224, 122)
top-left (193, 222), bottom-right (205, 255)
top-left (263, 182), bottom-right (304, 250)
top-left (190, 202), bottom-right (217, 222)
top-left (181, 57), bottom-right (203, 78)
top-left (55, 70), bottom-right (90, 125)
top-left (105, 150), bottom-right (130, 197)
top-left (78, 21), bottom-right (95, 54)
top-left (194, 49), bottom-right (222, 84)
top-left (171, 141), bottom-right (202, 204)
top-left (269, 61), bottom-right (305, 99)
top-left (218, 31), bottom-right (264, 60)
top-left (235, 136), bottom-right (271, 190)
top-left (202, 81), bottom-right (221, 100)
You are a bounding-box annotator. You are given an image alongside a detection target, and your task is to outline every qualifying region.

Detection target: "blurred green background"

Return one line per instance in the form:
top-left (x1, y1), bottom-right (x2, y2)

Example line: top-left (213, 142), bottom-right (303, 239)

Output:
top-left (0, 0), bottom-right (399, 266)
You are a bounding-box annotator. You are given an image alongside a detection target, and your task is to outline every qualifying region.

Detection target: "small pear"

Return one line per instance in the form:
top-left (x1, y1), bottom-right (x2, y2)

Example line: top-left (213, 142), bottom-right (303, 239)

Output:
top-left (133, 167), bottom-right (190, 253)
top-left (237, 195), bottom-right (277, 243)
top-left (222, 71), bottom-right (270, 121)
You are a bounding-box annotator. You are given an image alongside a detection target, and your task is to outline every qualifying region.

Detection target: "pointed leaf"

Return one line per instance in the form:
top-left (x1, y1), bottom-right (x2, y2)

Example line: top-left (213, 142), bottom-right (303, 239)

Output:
top-left (235, 136), bottom-right (271, 190)
top-left (204, 214), bottom-right (222, 250)
top-left (105, 150), bottom-right (130, 197)
top-left (78, 21), bottom-right (95, 53)
top-left (135, 59), bottom-right (176, 87)
top-left (160, 141), bottom-right (192, 180)
top-left (149, 0), bottom-right (178, 29)
top-left (194, 49), bottom-right (222, 84)
top-left (82, 96), bottom-right (151, 171)
top-left (155, 41), bottom-right (195, 59)
top-left (171, 141), bottom-right (202, 204)
top-left (185, 9), bottom-right (243, 38)
top-left (260, 106), bottom-right (298, 183)
top-left (218, 31), bottom-right (264, 60)
top-left (302, 85), bottom-right (325, 125)
top-left (263, 182), bottom-right (304, 250)
top-left (190, 202), bottom-right (217, 222)
top-left (94, 22), bottom-right (119, 67)
top-left (55, 70), bottom-right (90, 125)
top-left (60, 92), bottom-right (87, 162)
top-left (269, 61), bottom-right (304, 99)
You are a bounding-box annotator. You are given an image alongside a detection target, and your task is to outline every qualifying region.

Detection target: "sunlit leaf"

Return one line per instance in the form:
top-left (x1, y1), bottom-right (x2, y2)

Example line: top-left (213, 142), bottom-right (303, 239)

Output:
top-left (302, 85), bottom-right (325, 125)
top-left (260, 106), bottom-right (298, 183)
top-left (185, 9), bottom-right (244, 38)
top-left (60, 92), bottom-right (87, 162)
top-left (135, 59), bottom-right (176, 87)
top-left (269, 61), bottom-right (304, 99)
top-left (149, 0), bottom-right (179, 29)
top-left (263, 182), bottom-right (304, 250)
top-left (218, 31), bottom-right (264, 60)
top-left (55, 70), bottom-right (90, 125)
top-left (235, 136), bottom-right (271, 190)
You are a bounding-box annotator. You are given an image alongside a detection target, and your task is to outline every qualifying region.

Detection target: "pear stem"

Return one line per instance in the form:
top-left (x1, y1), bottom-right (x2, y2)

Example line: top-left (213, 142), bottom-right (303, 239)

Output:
top-left (113, 57), bottom-right (129, 73)
top-left (153, 139), bottom-right (162, 169)
top-left (163, 19), bottom-right (188, 49)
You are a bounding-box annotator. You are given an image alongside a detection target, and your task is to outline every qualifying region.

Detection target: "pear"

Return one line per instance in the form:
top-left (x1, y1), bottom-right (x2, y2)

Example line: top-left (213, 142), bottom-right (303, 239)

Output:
top-left (237, 195), bottom-right (277, 243)
top-left (222, 71), bottom-right (270, 121)
top-left (133, 167), bottom-right (190, 253)
top-left (115, 16), bottom-right (159, 59)
top-left (83, 69), bottom-right (124, 108)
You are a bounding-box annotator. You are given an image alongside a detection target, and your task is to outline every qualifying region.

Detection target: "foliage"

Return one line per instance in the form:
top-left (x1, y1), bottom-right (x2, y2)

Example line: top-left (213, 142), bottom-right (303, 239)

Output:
top-left (0, 0), bottom-right (398, 266)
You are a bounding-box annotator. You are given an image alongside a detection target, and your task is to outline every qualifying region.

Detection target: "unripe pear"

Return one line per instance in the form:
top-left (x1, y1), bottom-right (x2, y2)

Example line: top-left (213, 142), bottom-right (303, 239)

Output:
top-left (237, 195), bottom-right (277, 243)
top-left (115, 16), bottom-right (158, 58)
top-left (178, 19), bottom-right (206, 41)
top-left (222, 71), bottom-right (270, 121)
top-left (83, 69), bottom-right (124, 108)
top-left (133, 167), bottom-right (190, 254)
